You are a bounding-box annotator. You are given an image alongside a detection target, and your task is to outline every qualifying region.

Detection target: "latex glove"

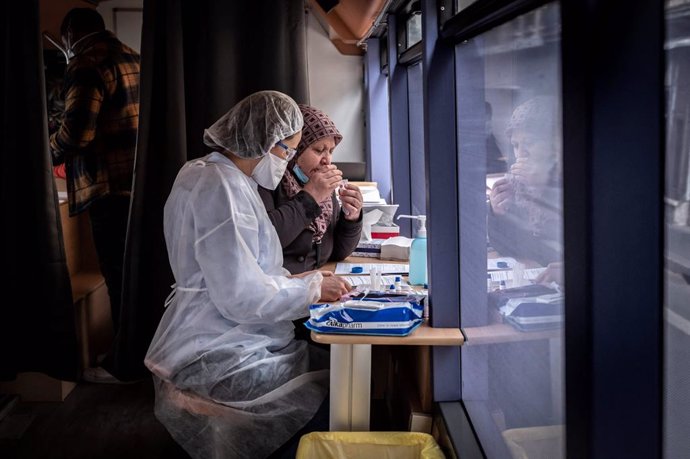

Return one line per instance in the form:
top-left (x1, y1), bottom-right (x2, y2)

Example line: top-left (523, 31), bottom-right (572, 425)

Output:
top-left (319, 275), bottom-right (352, 302)
top-left (535, 262), bottom-right (563, 285)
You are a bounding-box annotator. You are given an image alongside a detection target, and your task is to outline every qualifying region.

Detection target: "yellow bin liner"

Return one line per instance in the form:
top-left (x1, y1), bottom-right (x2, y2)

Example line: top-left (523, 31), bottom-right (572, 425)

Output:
top-left (296, 431), bottom-right (445, 459)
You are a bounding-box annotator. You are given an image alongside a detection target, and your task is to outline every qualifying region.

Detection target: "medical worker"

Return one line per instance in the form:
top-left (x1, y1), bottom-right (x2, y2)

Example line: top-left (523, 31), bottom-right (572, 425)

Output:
top-left (145, 91), bottom-right (350, 459)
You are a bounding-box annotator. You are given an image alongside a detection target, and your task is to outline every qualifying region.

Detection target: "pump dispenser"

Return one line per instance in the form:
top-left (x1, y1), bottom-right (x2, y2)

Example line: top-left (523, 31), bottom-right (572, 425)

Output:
top-left (397, 215), bottom-right (427, 286)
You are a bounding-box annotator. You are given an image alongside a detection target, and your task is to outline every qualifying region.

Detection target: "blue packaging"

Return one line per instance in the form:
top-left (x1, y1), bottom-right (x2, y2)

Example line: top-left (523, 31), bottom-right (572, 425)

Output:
top-left (305, 294), bottom-right (425, 336)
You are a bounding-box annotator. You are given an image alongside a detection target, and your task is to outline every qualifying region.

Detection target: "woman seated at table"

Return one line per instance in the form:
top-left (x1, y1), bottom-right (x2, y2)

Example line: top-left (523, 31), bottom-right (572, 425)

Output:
top-left (258, 104), bottom-right (364, 275)
top-left (488, 96), bottom-right (563, 269)
top-left (145, 91), bottom-right (351, 459)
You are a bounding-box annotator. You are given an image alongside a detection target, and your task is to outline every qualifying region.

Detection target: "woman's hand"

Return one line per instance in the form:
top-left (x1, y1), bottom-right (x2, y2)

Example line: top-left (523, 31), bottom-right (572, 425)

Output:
top-left (510, 157), bottom-right (548, 186)
top-left (319, 275), bottom-right (352, 302)
top-left (303, 165), bottom-right (342, 203)
top-left (489, 177), bottom-right (514, 215)
top-left (339, 183), bottom-right (363, 221)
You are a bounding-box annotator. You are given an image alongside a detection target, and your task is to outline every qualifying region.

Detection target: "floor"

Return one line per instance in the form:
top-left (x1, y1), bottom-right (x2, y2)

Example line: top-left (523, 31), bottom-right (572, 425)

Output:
top-left (0, 379), bottom-right (189, 459)
top-left (0, 380), bottom-right (395, 459)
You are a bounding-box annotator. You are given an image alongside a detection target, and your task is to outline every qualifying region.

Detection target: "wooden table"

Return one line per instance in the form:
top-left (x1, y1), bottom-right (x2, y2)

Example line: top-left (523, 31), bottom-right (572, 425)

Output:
top-left (316, 257), bottom-right (463, 431)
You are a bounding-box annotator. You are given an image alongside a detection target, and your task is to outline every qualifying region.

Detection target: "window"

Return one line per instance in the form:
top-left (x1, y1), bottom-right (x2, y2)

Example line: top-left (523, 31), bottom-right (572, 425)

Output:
top-left (386, 5), bottom-right (426, 236)
top-left (425, 0), bottom-right (664, 456)
top-left (455, 0), bottom-right (480, 13)
top-left (406, 11), bottom-right (423, 48)
top-left (664, 1), bottom-right (690, 457)
top-left (407, 62), bottom-right (426, 217)
top-left (455, 3), bottom-right (564, 457)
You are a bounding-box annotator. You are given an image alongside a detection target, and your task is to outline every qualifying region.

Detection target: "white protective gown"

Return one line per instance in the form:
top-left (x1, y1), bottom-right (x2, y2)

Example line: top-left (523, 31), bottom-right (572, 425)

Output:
top-left (145, 152), bottom-right (328, 459)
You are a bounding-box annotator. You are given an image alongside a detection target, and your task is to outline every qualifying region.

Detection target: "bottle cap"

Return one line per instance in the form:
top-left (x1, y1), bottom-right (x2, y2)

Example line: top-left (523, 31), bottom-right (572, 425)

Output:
top-left (351, 266), bottom-right (363, 274)
top-left (395, 276), bottom-right (401, 282)
top-left (497, 261), bottom-right (508, 268)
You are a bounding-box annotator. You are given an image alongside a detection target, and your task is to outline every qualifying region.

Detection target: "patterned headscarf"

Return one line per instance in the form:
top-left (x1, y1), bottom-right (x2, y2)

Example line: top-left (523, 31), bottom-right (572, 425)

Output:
top-left (282, 105), bottom-right (343, 243)
top-left (505, 95), bottom-right (560, 139)
top-left (295, 104), bottom-right (342, 157)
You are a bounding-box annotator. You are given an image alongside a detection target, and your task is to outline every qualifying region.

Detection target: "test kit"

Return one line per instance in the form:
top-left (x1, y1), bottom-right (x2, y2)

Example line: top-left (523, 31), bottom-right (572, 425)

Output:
top-left (305, 293), bottom-right (425, 336)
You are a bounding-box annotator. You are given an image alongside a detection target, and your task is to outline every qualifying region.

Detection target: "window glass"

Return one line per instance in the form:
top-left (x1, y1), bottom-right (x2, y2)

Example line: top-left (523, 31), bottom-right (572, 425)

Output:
top-left (455, 0), bottom-right (479, 13)
top-left (455, 3), bottom-right (564, 458)
top-left (664, 1), bottom-right (690, 457)
top-left (406, 12), bottom-right (422, 48)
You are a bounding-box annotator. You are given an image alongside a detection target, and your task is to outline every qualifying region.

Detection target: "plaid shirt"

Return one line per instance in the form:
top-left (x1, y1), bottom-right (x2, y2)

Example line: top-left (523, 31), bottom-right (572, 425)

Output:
top-left (50, 31), bottom-right (140, 215)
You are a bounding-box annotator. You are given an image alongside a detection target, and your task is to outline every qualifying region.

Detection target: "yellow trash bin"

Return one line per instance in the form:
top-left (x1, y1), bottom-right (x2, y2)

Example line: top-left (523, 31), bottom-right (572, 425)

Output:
top-left (296, 431), bottom-right (445, 459)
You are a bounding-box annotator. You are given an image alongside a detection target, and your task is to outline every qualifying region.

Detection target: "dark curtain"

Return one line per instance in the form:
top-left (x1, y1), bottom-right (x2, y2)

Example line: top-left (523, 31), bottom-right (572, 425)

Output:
top-left (109, 0), bottom-right (309, 380)
top-left (181, 0), bottom-right (309, 158)
top-left (0, 0), bottom-right (79, 380)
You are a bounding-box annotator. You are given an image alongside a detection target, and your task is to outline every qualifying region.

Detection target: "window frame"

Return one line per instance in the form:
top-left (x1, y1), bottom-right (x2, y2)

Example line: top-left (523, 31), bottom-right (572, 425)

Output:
top-left (387, 2), bottom-right (428, 237)
top-left (421, 0), bottom-right (665, 457)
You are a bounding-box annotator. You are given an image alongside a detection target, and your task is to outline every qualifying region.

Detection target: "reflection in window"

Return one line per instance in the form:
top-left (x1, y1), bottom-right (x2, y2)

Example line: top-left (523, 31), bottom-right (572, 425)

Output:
top-left (406, 11), bottom-right (422, 48)
top-left (455, 0), bottom-right (479, 14)
top-left (455, 3), bottom-right (564, 458)
top-left (664, 1), bottom-right (690, 458)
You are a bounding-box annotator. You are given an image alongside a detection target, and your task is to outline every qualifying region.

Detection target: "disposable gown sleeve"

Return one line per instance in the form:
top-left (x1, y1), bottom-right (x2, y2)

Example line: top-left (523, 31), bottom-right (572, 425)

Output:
top-left (193, 191), bottom-right (322, 324)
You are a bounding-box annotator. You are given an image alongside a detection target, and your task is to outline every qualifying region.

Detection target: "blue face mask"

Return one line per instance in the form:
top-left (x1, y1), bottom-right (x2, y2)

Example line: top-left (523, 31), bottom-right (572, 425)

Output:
top-left (293, 164), bottom-right (310, 184)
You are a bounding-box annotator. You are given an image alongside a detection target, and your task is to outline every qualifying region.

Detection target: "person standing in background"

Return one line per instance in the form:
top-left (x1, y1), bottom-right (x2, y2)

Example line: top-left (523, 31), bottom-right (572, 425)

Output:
top-left (49, 8), bottom-right (140, 383)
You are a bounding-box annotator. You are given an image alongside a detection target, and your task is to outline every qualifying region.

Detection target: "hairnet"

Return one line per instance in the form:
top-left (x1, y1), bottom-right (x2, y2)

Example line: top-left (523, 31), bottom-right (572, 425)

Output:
top-left (203, 90), bottom-right (303, 159)
top-left (295, 104), bottom-right (342, 157)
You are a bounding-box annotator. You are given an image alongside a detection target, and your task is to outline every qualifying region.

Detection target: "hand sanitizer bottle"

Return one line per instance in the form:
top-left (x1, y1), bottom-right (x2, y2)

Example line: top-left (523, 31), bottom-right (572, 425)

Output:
top-left (397, 215), bottom-right (427, 286)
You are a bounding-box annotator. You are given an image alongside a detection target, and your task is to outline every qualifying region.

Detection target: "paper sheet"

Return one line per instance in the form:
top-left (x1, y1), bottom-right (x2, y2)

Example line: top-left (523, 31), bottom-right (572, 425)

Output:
top-left (339, 275), bottom-right (400, 287)
top-left (488, 267), bottom-right (546, 282)
top-left (335, 262), bottom-right (409, 275)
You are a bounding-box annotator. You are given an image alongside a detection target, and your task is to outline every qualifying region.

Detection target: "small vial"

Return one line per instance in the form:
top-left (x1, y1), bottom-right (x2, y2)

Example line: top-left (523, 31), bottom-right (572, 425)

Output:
top-left (499, 280), bottom-right (506, 291)
top-left (338, 179), bottom-right (349, 215)
top-left (370, 266), bottom-right (379, 290)
top-left (394, 276), bottom-right (402, 292)
top-left (389, 284), bottom-right (396, 294)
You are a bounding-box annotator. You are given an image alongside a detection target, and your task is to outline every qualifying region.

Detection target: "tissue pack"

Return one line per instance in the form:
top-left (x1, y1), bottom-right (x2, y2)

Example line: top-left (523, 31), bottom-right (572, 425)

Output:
top-left (353, 239), bottom-right (384, 258)
top-left (305, 293), bottom-right (425, 336)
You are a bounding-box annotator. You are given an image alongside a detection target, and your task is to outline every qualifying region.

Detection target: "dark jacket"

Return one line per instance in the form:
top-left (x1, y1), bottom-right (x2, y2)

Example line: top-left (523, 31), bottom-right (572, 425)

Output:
top-left (50, 31), bottom-right (140, 216)
top-left (258, 184), bottom-right (363, 274)
top-left (488, 180), bottom-right (562, 266)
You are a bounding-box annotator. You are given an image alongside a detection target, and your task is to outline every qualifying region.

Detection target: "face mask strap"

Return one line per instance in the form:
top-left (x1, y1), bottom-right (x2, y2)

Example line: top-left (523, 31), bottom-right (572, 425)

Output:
top-left (293, 164), bottom-right (310, 184)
